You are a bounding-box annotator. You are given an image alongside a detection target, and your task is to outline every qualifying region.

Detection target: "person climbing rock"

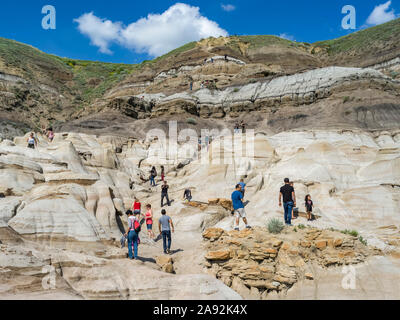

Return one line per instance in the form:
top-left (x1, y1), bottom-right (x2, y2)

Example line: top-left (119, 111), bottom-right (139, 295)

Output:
top-left (124, 210), bottom-right (140, 260)
top-left (145, 204), bottom-right (155, 239)
top-left (158, 209), bottom-right (174, 254)
top-left (279, 178), bottom-right (296, 226)
top-left (150, 166), bottom-right (157, 187)
top-left (305, 194), bottom-right (314, 221)
top-left (132, 198), bottom-right (141, 215)
top-left (231, 184), bottom-right (251, 231)
top-left (27, 132), bottom-right (37, 149)
top-left (183, 188), bottom-right (192, 202)
top-left (161, 181), bottom-right (170, 207)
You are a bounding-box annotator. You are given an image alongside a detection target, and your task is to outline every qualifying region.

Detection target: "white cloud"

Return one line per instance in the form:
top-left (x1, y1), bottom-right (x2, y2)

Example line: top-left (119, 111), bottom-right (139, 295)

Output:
top-left (74, 3), bottom-right (228, 57)
top-left (221, 4), bottom-right (236, 12)
top-left (366, 1), bottom-right (397, 26)
top-left (74, 12), bottom-right (121, 54)
top-left (278, 33), bottom-right (295, 41)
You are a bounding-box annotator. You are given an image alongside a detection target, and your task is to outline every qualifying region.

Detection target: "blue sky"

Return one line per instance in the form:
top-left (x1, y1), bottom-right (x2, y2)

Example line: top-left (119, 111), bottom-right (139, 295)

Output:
top-left (0, 0), bottom-right (399, 64)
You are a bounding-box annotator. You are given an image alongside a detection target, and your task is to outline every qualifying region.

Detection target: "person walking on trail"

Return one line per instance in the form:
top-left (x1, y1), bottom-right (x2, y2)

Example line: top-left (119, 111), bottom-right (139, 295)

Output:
top-left (231, 184), bottom-right (251, 231)
top-left (305, 194), bottom-right (314, 221)
top-left (161, 181), bottom-right (170, 207)
top-left (189, 81), bottom-right (193, 91)
top-left (238, 179), bottom-right (246, 198)
top-left (149, 166), bottom-right (157, 187)
top-left (279, 178), bottom-right (296, 226)
top-left (132, 198), bottom-right (141, 215)
top-left (145, 204), bottom-right (155, 239)
top-left (124, 210), bottom-right (141, 260)
top-left (158, 209), bottom-right (174, 254)
top-left (183, 188), bottom-right (192, 202)
top-left (27, 132), bottom-right (38, 149)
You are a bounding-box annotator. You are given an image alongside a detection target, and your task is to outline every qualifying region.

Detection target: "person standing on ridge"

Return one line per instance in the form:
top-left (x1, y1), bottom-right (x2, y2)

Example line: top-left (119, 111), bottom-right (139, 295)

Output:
top-left (231, 184), bottom-right (251, 231)
top-left (161, 180), bottom-right (170, 207)
top-left (158, 209), bottom-right (174, 254)
top-left (279, 178), bottom-right (296, 226)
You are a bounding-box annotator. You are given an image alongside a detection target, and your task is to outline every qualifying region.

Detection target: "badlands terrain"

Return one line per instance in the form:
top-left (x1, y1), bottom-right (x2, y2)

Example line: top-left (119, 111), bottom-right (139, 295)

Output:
top-left (0, 19), bottom-right (400, 300)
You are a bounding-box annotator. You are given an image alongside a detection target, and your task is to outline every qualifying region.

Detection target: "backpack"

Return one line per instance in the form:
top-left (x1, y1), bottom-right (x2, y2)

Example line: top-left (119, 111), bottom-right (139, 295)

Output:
top-left (134, 220), bottom-right (141, 233)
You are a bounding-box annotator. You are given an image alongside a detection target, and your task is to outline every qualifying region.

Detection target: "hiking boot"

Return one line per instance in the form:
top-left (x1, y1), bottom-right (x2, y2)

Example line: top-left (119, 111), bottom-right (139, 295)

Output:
top-left (234, 227), bottom-right (239, 231)
top-left (246, 225), bottom-right (252, 229)
top-left (166, 249), bottom-right (171, 254)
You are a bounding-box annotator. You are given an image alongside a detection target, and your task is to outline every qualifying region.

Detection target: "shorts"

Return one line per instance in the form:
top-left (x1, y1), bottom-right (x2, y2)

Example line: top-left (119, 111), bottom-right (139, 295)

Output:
top-left (146, 224), bottom-right (153, 230)
top-left (27, 144), bottom-right (35, 149)
top-left (134, 210), bottom-right (141, 215)
top-left (234, 208), bottom-right (246, 218)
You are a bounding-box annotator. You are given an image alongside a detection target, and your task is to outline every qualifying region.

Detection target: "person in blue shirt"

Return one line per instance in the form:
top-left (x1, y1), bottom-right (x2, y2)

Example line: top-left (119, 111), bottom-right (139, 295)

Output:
top-left (231, 184), bottom-right (251, 231)
top-left (238, 179), bottom-right (246, 198)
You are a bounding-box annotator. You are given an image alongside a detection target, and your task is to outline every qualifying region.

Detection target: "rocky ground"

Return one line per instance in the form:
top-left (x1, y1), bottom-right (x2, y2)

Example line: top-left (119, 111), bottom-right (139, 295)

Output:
top-left (0, 125), bottom-right (399, 299)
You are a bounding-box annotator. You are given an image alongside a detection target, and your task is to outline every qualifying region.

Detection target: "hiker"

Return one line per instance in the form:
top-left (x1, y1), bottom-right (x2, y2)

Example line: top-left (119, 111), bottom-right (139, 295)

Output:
top-left (124, 210), bottom-right (140, 260)
top-left (132, 197), bottom-right (141, 215)
top-left (183, 188), bottom-right (192, 202)
top-left (46, 127), bottom-right (54, 143)
top-left (145, 204), bottom-right (155, 239)
top-left (200, 82), bottom-right (204, 89)
top-left (149, 166), bottom-right (157, 187)
top-left (161, 180), bottom-right (170, 207)
top-left (231, 184), bottom-right (251, 231)
top-left (305, 194), bottom-right (314, 221)
top-left (279, 178), bottom-right (296, 226)
top-left (204, 58), bottom-right (207, 65)
top-left (238, 179), bottom-right (246, 198)
top-left (224, 54), bottom-right (228, 61)
top-left (234, 123), bottom-right (240, 134)
top-left (27, 132), bottom-right (38, 149)
top-left (161, 165), bottom-right (165, 182)
top-left (240, 121), bottom-right (246, 134)
top-left (211, 58), bottom-right (214, 63)
top-left (158, 209), bottom-right (174, 254)
top-left (189, 81), bottom-right (193, 91)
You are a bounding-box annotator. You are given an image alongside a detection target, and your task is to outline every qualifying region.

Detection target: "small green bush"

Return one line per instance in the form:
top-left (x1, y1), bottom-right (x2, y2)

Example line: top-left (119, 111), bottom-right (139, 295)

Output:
top-left (297, 224), bottom-right (306, 230)
top-left (233, 88), bottom-right (240, 93)
top-left (341, 229), bottom-right (359, 237)
top-left (343, 96), bottom-right (350, 103)
top-left (267, 218), bottom-right (285, 234)
top-left (358, 236), bottom-right (367, 246)
top-left (186, 118), bottom-right (198, 125)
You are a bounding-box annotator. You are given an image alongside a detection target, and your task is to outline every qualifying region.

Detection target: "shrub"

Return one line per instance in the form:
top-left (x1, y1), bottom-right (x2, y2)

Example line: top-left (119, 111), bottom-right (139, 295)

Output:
top-left (298, 224), bottom-right (306, 230)
top-left (186, 118), bottom-right (198, 125)
top-left (343, 96), bottom-right (350, 103)
top-left (267, 218), bottom-right (285, 234)
top-left (358, 236), bottom-right (367, 246)
top-left (233, 88), bottom-right (240, 93)
top-left (341, 229), bottom-right (359, 237)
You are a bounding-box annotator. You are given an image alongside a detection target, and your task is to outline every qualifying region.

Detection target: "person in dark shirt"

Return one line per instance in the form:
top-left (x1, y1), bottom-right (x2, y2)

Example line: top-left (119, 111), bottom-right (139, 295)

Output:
top-left (305, 194), bottom-right (314, 221)
top-left (183, 188), bottom-right (192, 202)
top-left (161, 181), bottom-right (170, 207)
top-left (279, 178), bottom-right (296, 225)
